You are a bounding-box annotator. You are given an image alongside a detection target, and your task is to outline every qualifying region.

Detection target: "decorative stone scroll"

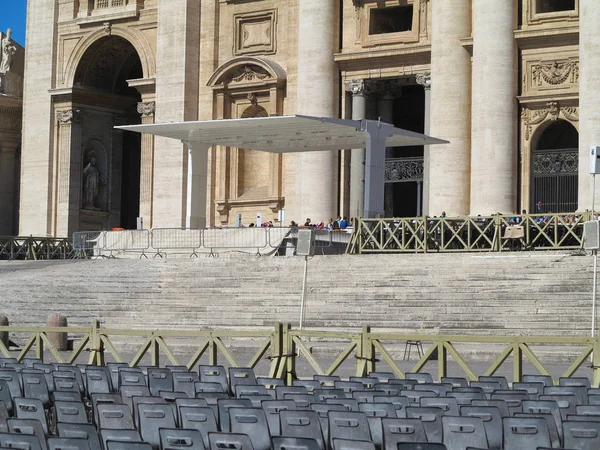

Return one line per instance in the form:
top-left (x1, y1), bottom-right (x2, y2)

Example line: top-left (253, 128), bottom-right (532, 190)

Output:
top-left (416, 72), bottom-right (431, 90)
top-left (522, 101), bottom-right (579, 141)
top-left (385, 157), bottom-right (424, 182)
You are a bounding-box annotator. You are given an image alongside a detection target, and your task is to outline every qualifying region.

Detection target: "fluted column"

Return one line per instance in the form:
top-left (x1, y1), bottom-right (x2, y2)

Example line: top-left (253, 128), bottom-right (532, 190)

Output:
top-left (138, 101), bottom-right (155, 229)
top-left (429, 1), bottom-right (472, 216)
top-left (296, 0), bottom-right (338, 223)
top-left (55, 109), bottom-right (83, 237)
top-left (470, 1), bottom-right (517, 215)
top-left (579, 0), bottom-right (600, 211)
top-left (345, 79), bottom-right (368, 221)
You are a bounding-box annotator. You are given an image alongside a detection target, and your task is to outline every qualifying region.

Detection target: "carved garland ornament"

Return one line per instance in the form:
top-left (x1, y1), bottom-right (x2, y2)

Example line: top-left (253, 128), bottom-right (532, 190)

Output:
top-left (522, 101), bottom-right (579, 141)
top-left (531, 61), bottom-right (579, 87)
top-left (230, 65), bottom-right (270, 83)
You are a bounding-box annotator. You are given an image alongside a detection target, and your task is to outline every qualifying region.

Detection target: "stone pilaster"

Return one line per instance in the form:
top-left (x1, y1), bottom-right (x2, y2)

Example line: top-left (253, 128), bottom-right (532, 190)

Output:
top-left (295, 0), bottom-right (338, 224)
top-left (55, 109), bottom-right (83, 238)
top-left (470, 0), bottom-right (517, 215)
top-left (345, 79), bottom-right (368, 221)
top-left (19, 0), bottom-right (58, 235)
top-left (416, 73), bottom-right (432, 216)
top-left (579, 0), bottom-right (600, 211)
top-left (0, 141), bottom-right (19, 235)
top-left (137, 101), bottom-right (155, 228)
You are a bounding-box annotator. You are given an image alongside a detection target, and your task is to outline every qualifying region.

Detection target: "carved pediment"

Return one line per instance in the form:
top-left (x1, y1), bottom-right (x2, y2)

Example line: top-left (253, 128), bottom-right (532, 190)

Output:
top-left (229, 65), bottom-right (271, 84)
top-left (207, 56), bottom-right (286, 89)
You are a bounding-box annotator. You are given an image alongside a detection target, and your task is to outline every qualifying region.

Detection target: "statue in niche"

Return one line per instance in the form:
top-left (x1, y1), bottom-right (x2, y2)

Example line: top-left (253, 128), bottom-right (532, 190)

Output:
top-left (0, 28), bottom-right (17, 74)
top-left (83, 153), bottom-right (106, 210)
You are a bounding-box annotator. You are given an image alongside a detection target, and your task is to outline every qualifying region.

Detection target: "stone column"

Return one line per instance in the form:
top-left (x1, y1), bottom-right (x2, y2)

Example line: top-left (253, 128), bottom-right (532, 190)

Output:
top-left (416, 73), bottom-right (432, 216)
top-left (470, 0), bottom-right (517, 215)
top-left (377, 85), bottom-right (395, 217)
top-left (579, 0), bottom-right (600, 210)
top-left (55, 109), bottom-right (83, 238)
top-left (296, 0), bottom-right (338, 224)
top-left (345, 79), bottom-right (368, 221)
top-left (0, 141), bottom-right (18, 235)
top-left (137, 101), bottom-right (155, 229)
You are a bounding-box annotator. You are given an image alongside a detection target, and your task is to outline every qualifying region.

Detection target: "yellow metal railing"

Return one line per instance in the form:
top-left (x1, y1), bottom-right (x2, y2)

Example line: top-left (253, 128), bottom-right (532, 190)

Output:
top-left (1, 322), bottom-right (598, 386)
top-left (347, 212), bottom-right (590, 254)
top-left (0, 236), bottom-right (73, 261)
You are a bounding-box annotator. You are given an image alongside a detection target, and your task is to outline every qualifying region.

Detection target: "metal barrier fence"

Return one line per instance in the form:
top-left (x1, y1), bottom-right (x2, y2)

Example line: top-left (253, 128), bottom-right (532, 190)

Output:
top-left (347, 212), bottom-right (591, 254)
top-left (0, 236), bottom-right (73, 260)
top-left (73, 227), bottom-right (352, 257)
top-left (0, 322), bottom-right (597, 386)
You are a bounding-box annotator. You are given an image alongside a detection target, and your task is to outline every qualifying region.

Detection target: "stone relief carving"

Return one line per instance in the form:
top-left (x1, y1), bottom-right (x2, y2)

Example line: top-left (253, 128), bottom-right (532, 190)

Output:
top-left (416, 72), bottom-right (431, 90)
top-left (57, 109), bottom-right (84, 124)
top-left (233, 10), bottom-right (277, 56)
top-left (344, 79), bottom-right (368, 96)
top-left (385, 157), bottom-right (424, 182)
top-left (419, 0), bottom-right (428, 38)
top-left (522, 101), bottom-right (579, 140)
top-left (0, 29), bottom-right (17, 74)
top-left (353, 0), bottom-right (363, 40)
top-left (137, 101), bottom-right (155, 118)
top-left (532, 151), bottom-right (578, 175)
top-left (532, 61), bottom-right (578, 87)
top-left (230, 65), bottom-right (270, 83)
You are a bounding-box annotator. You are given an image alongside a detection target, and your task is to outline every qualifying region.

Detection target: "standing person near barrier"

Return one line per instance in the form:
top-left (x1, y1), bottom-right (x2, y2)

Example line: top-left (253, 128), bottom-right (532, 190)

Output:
top-left (339, 217), bottom-right (348, 229)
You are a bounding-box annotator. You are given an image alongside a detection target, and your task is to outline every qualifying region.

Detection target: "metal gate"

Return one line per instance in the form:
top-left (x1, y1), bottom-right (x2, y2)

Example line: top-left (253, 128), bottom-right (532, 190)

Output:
top-left (531, 148), bottom-right (578, 213)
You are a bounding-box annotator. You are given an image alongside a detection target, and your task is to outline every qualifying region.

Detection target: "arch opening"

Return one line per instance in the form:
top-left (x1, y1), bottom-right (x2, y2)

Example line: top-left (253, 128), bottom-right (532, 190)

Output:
top-left (530, 120), bottom-right (579, 213)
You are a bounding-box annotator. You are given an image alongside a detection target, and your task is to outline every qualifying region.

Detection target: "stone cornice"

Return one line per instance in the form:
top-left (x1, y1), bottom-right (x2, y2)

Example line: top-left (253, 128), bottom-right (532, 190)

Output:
top-left (334, 45), bottom-right (431, 71)
top-left (514, 26), bottom-right (579, 49)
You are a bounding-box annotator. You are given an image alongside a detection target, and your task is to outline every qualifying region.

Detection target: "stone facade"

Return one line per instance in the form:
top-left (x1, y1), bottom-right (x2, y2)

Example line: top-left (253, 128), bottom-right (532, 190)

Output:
top-left (0, 29), bottom-right (24, 236)
top-left (15, 0), bottom-right (595, 236)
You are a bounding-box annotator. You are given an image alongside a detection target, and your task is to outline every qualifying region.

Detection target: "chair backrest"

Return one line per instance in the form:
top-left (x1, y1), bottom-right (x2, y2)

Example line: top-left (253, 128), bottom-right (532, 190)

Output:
top-left (413, 384), bottom-right (450, 398)
top-left (325, 398), bottom-right (359, 412)
top-left (544, 386), bottom-right (588, 406)
top-left (47, 437), bottom-right (90, 450)
top-left (512, 382), bottom-right (545, 399)
top-left (490, 391), bottom-right (529, 415)
top-left (137, 403), bottom-right (176, 449)
top-left (55, 400), bottom-right (88, 424)
top-left (442, 416), bottom-right (488, 450)
top-left (331, 439), bottom-right (376, 450)
top-left (235, 385), bottom-right (269, 398)
top-left (195, 382), bottom-right (226, 394)
top-left (208, 432), bottom-right (254, 450)
top-left (13, 398), bottom-right (48, 435)
top-left (245, 395), bottom-right (275, 408)
top-left (563, 419), bottom-right (600, 450)
top-left (261, 399), bottom-right (297, 436)
top-left (327, 411), bottom-right (371, 449)
top-left (173, 372), bottom-right (199, 399)
top-left (522, 374), bottom-right (553, 387)
top-left (86, 368), bottom-right (112, 396)
top-left (539, 394), bottom-right (579, 421)
top-left (228, 407), bottom-right (271, 450)
top-left (514, 412), bottom-right (561, 448)
top-left (440, 377), bottom-right (468, 388)
top-left (100, 428), bottom-right (142, 450)
top-left (132, 396), bottom-right (169, 428)
top-left (560, 377), bottom-right (591, 389)
top-left (293, 380), bottom-right (321, 392)
top-left (470, 399), bottom-right (510, 418)
top-left (381, 417), bottom-right (427, 448)
top-left (469, 381), bottom-right (501, 396)
top-left (374, 384), bottom-right (402, 397)
top-left (118, 368), bottom-right (146, 389)
top-left (373, 396), bottom-right (410, 418)
top-left (22, 372), bottom-right (50, 407)
top-left (310, 403), bottom-right (345, 445)
top-left (257, 377), bottom-right (285, 389)
top-left (228, 368), bottom-right (257, 392)
top-left (147, 368), bottom-right (174, 396)
top-left (368, 372), bottom-right (396, 384)
top-left (198, 365), bottom-right (229, 394)
top-left (159, 391), bottom-right (188, 404)
top-left (120, 386), bottom-right (151, 413)
top-left (478, 376), bottom-right (508, 390)
top-left (97, 403), bottom-right (135, 430)
top-left (405, 373), bottom-right (433, 384)
top-left (0, 369), bottom-right (22, 399)
top-left (401, 389), bottom-right (438, 406)
top-left (0, 431), bottom-right (42, 450)
top-left (353, 391), bottom-right (379, 404)
top-left (420, 397), bottom-right (459, 416)
top-left (106, 441), bottom-right (151, 450)
top-left (90, 393), bottom-right (122, 427)
top-left (359, 402), bottom-right (398, 448)
top-left (577, 405), bottom-right (600, 416)
top-left (159, 428), bottom-right (205, 450)
top-left (53, 374), bottom-right (80, 395)
top-left (57, 367), bottom-right (85, 394)
top-left (522, 399), bottom-right (563, 440)
top-left (179, 406), bottom-right (218, 449)
top-left (53, 391), bottom-right (82, 403)
top-left (276, 386), bottom-right (309, 400)
top-left (57, 423), bottom-right (101, 450)
top-left (218, 398), bottom-right (254, 432)
top-left (280, 409), bottom-right (324, 450)
top-left (349, 377), bottom-right (379, 390)
top-left (284, 394), bottom-right (315, 410)
top-left (396, 444), bottom-right (448, 450)
top-left (314, 389), bottom-right (346, 403)
top-left (502, 416), bottom-right (551, 450)
top-left (446, 391), bottom-right (485, 406)
top-left (313, 375), bottom-right (341, 387)
top-left (334, 382), bottom-right (365, 397)
top-left (406, 407), bottom-right (443, 444)
top-left (460, 405), bottom-right (503, 450)
top-left (106, 362), bottom-right (129, 391)
top-left (272, 436), bottom-right (321, 450)
top-left (6, 418), bottom-right (47, 450)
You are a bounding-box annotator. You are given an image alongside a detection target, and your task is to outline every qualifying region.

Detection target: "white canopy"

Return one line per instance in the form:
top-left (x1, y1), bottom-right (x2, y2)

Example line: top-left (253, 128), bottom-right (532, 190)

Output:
top-left (116, 115), bottom-right (448, 151)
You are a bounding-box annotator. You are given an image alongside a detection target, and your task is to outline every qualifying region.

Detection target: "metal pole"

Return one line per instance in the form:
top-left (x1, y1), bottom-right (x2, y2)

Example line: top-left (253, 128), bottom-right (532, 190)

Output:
top-left (594, 174), bottom-right (597, 219)
top-left (299, 256), bottom-right (308, 330)
top-left (594, 250), bottom-right (598, 338)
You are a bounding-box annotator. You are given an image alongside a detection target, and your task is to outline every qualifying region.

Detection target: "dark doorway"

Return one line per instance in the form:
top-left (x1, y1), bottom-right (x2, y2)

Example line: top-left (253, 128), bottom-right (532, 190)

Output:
top-left (531, 120), bottom-right (578, 213)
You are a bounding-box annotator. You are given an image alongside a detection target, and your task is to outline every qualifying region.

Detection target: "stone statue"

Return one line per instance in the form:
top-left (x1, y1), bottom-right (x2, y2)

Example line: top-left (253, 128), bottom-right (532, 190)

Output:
top-left (83, 154), bottom-right (105, 210)
top-left (0, 29), bottom-right (17, 74)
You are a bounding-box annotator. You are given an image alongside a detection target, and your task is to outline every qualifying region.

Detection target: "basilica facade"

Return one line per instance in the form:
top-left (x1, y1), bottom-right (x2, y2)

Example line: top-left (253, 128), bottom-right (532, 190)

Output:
top-left (15, 0), bottom-right (600, 236)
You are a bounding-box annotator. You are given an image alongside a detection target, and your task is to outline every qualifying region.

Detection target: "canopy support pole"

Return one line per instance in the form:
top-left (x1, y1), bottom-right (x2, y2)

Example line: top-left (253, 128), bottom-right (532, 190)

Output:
top-left (183, 141), bottom-right (209, 229)
top-left (363, 120), bottom-right (388, 218)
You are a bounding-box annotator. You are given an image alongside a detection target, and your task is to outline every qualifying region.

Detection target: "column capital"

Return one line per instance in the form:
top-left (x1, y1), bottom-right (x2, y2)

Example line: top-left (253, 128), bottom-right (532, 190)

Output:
top-left (344, 79), bottom-right (369, 96)
top-left (416, 72), bottom-right (431, 90)
top-left (137, 101), bottom-right (156, 118)
top-left (57, 109), bottom-right (84, 125)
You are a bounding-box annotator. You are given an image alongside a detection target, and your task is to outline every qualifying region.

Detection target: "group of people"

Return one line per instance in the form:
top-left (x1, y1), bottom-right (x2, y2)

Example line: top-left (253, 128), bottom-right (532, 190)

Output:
top-left (288, 217), bottom-right (351, 231)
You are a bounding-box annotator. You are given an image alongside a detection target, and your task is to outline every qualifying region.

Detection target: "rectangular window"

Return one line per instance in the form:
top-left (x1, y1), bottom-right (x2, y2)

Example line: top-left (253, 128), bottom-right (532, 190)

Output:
top-left (536, 0), bottom-right (575, 13)
top-left (369, 5), bottom-right (414, 35)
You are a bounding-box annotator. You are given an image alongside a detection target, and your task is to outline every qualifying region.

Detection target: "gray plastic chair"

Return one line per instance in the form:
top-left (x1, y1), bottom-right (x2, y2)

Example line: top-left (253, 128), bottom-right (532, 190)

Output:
top-left (22, 372), bottom-right (50, 407)
top-left (350, 377), bottom-right (379, 390)
top-left (118, 368), bottom-right (146, 389)
top-left (314, 375), bottom-right (341, 387)
top-left (6, 418), bottom-right (47, 450)
top-left (293, 380), bottom-right (321, 392)
top-left (261, 399), bottom-right (296, 436)
top-left (147, 368), bottom-right (174, 396)
top-left (57, 423), bottom-right (101, 450)
top-left (396, 444), bottom-right (448, 450)
top-left (441, 416), bottom-right (488, 450)
top-left (0, 432), bottom-right (43, 450)
top-left (0, 370), bottom-right (22, 399)
top-left (332, 439), bottom-right (376, 450)
top-left (373, 396), bottom-right (410, 418)
top-left (407, 407), bottom-right (443, 444)
top-left (490, 391), bottom-right (528, 415)
top-left (138, 403), bottom-right (176, 449)
top-left (97, 403), bottom-right (135, 430)
top-left (280, 410), bottom-right (325, 450)
top-left (208, 432), bottom-right (254, 450)
top-left (360, 402), bottom-right (398, 449)
top-left (539, 394), bottom-right (579, 421)
top-left (420, 397), bottom-right (459, 416)
top-left (413, 384), bottom-right (450, 398)
top-left (284, 394), bottom-right (315, 410)
top-left (0, 381), bottom-right (12, 414)
top-left (55, 400), bottom-right (88, 424)
top-left (511, 382), bottom-right (545, 400)
top-left (441, 377), bottom-right (468, 388)
top-left (236, 385), bottom-right (269, 398)
top-left (522, 399), bottom-right (563, 441)
top-left (310, 403), bottom-right (345, 446)
top-left (401, 390), bottom-right (438, 406)
top-left (353, 391), bottom-right (379, 404)
top-left (277, 386), bottom-right (309, 400)
top-left (228, 368), bottom-right (258, 393)
top-left (196, 382), bottom-right (227, 394)
top-left (100, 429), bottom-right (142, 450)
top-left (106, 442), bottom-right (151, 450)
top-left (53, 375), bottom-right (80, 395)
top-left (159, 428), bottom-right (205, 450)
top-left (325, 398), bottom-right (359, 412)
top-left (229, 407), bottom-right (270, 450)
top-left (405, 373), bottom-right (433, 384)
top-left (199, 366), bottom-right (229, 394)
top-left (258, 377), bottom-right (286, 389)
top-left (173, 372), bottom-right (199, 399)
top-left (179, 406), bottom-right (217, 449)
top-left (120, 385), bottom-right (151, 414)
top-left (58, 367), bottom-right (85, 395)
top-left (563, 419), bottom-right (600, 450)
top-left (513, 412), bottom-right (561, 449)
top-left (314, 389), bottom-right (346, 403)
top-left (53, 390), bottom-right (82, 403)
top-left (106, 363), bottom-right (129, 391)
top-left (460, 405), bottom-right (502, 450)
top-left (478, 376), bottom-right (508, 390)
top-left (334, 382), bottom-right (366, 398)
top-left (544, 386), bottom-right (588, 406)
top-left (47, 437), bottom-right (90, 450)
top-left (132, 396), bottom-right (169, 428)
top-left (502, 417), bottom-right (550, 450)
top-left (522, 375), bottom-right (553, 387)
top-left (86, 368), bottom-right (112, 396)
top-left (560, 377), bottom-right (591, 389)
top-left (382, 418), bottom-right (428, 449)
top-left (374, 384), bottom-right (402, 397)
top-left (369, 372), bottom-right (396, 384)
top-left (328, 411), bottom-right (371, 449)
top-left (218, 398), bottom-right (253, 432)
top-left (13, 398), bottom-right (48, 435)
top-left (272, 436), bottom-right (321, 450)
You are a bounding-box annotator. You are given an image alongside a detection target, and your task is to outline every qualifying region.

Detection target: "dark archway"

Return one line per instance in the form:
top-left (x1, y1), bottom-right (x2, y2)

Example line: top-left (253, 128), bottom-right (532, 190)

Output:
top-left (531, 120), bottom-right (578, 213)
top-left (74, 36), bottom-right (142, 230)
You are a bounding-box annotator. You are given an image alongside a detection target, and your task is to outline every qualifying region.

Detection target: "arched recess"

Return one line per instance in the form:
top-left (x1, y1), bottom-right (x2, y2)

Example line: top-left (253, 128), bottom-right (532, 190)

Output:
top-left (530, 119), bottom-right (579, 213)
top-left (520, 101), bottom-right (579, 213)
top-left (208, 57), bottom-right (287, 225)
